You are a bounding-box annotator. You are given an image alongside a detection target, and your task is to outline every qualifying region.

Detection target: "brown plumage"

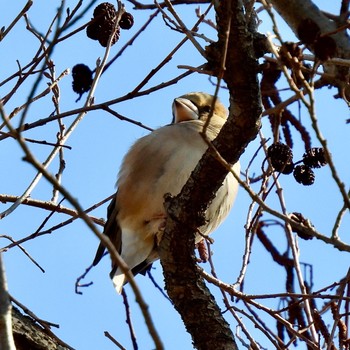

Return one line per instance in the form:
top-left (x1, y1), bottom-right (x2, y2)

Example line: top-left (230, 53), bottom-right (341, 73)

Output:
top-left (93, 92), bottom-right (240, 293)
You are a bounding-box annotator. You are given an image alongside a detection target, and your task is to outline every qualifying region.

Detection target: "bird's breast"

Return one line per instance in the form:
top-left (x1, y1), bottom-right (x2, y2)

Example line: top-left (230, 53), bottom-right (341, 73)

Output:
top-left (116, 123), bottom-right (209, 231)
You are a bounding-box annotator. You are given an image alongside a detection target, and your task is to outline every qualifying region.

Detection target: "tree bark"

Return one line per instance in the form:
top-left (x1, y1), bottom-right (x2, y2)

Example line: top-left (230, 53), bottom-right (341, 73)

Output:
top-left (270, 0), bottom-right (350, 96)
top-left (12, 307), bottom-right (72, 350)
top-left (159, 0), bottom-right (262, 349)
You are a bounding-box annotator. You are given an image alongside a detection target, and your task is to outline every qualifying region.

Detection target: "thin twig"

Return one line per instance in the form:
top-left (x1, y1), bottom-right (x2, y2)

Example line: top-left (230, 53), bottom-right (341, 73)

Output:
top-left (0, 68), bottom-right (70, 130)
top-left (205, 241), bottom-right (262, 349)
top-left (127, 0), bottom-right (209, 11)
top-left (0, 69), bottom-right (194, 141)
top-left (146, 269), bottom-right (173, 303)
top-left (327, 268), bottom-right (350, 350)
top-left (0, 235), bottom-right (45, 273)
top-left (19, 3), bottom-right (65, 127)
top-left (200, 268), bottom-right (320, 349)
top-left (101, 9), bottom-right (160, 74)
top-left (104, 331), bottom-right (127, 350)
top-left (75, 263), bottom-right (95, 294)
top-left (0, 195), bottom-right (111, 252)
top-left (306, 83), bottom-right (350, 210)
top-left (0, 11), bottom-right (107, 219)
top-left (121, 289), bottom-right (139, 350)
top-left (0, 194), bottom-right (104, 226)
top-left (201, 131), bottom-right (350, 252)
top-left (0, 16), bottom-right (165, 349)
top-left (163, 0), bottom-right (206, 57)
top-left (0, 1), bottom-right (33, 41)
top-left (332, 201), bottom-right (349, 239)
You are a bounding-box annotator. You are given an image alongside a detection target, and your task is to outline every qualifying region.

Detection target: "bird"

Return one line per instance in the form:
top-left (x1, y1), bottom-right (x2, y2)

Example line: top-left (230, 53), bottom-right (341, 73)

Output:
top-left (93, 92), bottom-right (240, 294)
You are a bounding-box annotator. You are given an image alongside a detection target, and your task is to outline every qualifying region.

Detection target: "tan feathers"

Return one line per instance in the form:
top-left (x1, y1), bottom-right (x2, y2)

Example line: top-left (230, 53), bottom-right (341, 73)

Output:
top-left (93, 92), bottom-right (239, 294)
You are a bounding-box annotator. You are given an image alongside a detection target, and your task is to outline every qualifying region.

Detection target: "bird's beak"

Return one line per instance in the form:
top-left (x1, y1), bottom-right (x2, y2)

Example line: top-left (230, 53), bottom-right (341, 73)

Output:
top-left (172, 97), bottom-right (199, 123)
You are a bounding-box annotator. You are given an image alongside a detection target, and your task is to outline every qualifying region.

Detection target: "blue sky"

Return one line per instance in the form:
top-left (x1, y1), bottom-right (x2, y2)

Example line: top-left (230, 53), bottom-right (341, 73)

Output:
top-left (1, 1), bottom-right (349, 349)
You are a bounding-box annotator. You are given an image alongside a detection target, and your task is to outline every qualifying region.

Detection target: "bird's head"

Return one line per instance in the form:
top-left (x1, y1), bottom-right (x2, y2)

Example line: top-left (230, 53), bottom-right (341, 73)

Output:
top-left (172, 92), bottom-right (228, 126)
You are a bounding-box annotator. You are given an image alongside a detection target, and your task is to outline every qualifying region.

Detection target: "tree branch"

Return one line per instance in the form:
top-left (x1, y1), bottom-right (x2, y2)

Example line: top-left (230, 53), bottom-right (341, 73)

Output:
top-left (269, 0), bottom-right (350, 97)
top-left (159, 0), bottom-right (262, 349)
top-left (0, 254), bottom-right (15, 350)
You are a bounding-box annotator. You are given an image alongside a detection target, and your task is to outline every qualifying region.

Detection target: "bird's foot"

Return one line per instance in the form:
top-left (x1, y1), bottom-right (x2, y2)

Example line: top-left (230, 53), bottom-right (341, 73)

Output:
top-left (149, 213), bottom-right (167, 245)
top-left (196, 239), bottom-right (209, 262)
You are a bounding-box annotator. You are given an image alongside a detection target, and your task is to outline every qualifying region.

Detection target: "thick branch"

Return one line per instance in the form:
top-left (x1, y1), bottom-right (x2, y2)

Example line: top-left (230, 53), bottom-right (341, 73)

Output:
top-left (159, 0), bottom-right (261, 349)
top-left (270, 0), bottom-right (350, 54)
top-left (270, 0), bottom-right (350, 91)
top-left (270, 0), bottom-right (341, 37)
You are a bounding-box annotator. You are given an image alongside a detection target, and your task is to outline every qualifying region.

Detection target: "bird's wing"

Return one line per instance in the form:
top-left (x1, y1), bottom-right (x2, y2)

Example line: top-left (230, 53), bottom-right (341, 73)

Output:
top-left (92, 192), bottom-right (122, 266)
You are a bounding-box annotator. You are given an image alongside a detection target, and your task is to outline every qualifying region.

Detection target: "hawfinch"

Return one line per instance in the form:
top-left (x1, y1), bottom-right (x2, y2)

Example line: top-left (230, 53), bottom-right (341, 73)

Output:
top-left (93, 92), bottom-right (240, 293)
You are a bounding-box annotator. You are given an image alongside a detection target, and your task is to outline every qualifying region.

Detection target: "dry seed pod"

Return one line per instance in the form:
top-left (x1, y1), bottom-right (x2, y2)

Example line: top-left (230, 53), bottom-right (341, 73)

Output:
top-left (267, 142), bottom-right (294, 174)
top-left (303, 147), bottom-right (327, 168)
top-left (293, 164), bottom-right (315, 185)
top-left (119, 12), bottom-right (134, 30)
top-left (72, 64), bottom-right (93, 96)
top-left (86, 2), bottom-right (120, 47)
top-left (279, 42), bottom-right (303, 68)
top-left (289, 212), bottom-right (313, 240)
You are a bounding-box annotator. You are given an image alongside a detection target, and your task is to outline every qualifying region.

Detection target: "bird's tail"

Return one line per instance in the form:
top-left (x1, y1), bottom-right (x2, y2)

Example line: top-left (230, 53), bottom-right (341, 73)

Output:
top-left (112, 272), bottom-right (126, 294)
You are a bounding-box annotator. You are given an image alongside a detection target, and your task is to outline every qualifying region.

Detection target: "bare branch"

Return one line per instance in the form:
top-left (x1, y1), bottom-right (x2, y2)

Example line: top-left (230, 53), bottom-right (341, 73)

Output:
top-left (0, 1), bottom-right (33, 41)
top-left (0, 254), bottom-right (15, 350)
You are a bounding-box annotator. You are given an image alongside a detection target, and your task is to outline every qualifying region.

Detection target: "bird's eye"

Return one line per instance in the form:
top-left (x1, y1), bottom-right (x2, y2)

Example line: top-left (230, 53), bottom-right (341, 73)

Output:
top-left (201, 105), bottom-right (211, 113)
